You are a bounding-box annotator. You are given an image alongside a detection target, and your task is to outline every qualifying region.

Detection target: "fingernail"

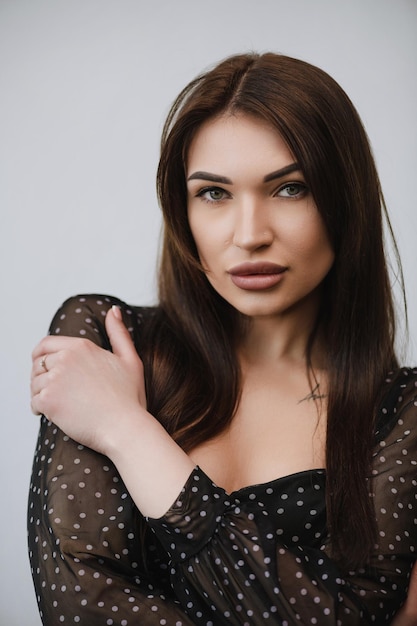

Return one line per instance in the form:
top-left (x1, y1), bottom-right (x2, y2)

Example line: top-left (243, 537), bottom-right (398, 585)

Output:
top-left (112, 305), bottom-right (122, 320)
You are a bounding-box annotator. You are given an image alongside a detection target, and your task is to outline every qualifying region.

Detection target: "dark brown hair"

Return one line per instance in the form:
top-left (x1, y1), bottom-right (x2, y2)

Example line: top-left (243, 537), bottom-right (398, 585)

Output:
top-left (143, 52), bottom-right (401, 567)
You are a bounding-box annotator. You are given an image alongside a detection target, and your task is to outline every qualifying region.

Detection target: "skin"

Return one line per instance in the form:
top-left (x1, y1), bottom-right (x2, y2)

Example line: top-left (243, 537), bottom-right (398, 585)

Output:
top-left (186, 114), bottom-right (335, 322)
top-left (30, 113), bottom-right (417, 620)
top-left (31, 306), bottom-right (195, 518)
top-left (186, 113), bottom-right (334, 490)
top-left (393, 558), bottom-right (417, 625)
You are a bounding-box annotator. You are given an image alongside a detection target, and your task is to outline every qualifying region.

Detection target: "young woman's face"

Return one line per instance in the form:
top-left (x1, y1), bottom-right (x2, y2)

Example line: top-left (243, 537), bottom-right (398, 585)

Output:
top-left (186, 114), bottom-right (335, 321)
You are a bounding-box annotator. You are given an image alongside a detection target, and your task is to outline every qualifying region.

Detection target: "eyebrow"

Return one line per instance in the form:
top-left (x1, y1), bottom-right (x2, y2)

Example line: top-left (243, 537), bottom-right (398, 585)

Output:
top-left (263, 162), bottom-right (301, 182)
top-left (187, 171), bottom-right (232, 184)
top-left (187, 162), bottom-right (301, 185)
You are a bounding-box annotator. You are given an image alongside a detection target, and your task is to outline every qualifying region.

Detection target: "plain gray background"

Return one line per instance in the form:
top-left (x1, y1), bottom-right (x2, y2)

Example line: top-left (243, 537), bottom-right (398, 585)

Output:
top-left (1, 0), bottom-right (416, 623)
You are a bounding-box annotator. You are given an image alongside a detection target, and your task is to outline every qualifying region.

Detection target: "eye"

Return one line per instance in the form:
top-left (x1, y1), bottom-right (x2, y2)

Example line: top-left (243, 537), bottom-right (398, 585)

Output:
top-left (276, 182), bottom-right (308, 198)
top-left (196, 186), bottom-right (230, 203)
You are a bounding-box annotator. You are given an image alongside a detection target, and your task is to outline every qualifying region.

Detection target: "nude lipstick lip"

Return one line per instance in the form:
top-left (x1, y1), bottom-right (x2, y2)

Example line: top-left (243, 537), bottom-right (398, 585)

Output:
top-left (228, 262), bottom-right (287, 290)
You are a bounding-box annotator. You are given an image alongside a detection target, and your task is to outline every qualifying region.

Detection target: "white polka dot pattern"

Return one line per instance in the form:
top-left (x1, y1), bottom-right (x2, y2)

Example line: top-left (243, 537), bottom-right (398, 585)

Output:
top-left (28, 295), bottom-right (417, 624)
top-left (28, 295), bottom-right (194, 625)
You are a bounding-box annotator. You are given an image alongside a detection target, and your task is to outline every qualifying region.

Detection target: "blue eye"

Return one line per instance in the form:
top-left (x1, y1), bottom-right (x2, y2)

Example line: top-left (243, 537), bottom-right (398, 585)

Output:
top-left (276, 182), bottom-right (308, 198)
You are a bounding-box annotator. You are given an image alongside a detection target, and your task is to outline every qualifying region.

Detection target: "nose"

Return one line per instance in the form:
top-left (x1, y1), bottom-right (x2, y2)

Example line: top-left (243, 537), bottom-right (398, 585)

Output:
top-left (232, 198), bottom-right (274, 251)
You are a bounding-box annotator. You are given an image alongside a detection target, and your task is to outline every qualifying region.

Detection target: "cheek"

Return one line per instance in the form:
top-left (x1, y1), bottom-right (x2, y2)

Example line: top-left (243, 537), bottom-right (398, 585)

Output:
top-left (196, 242), bottom-right (222, 272)
top-left (305, 231), bottom-right (334, 274)
top-left (287, 219), bottom-right (334, 271)
top-left (188, 213), bottom-right (229, 269)
top-left (189, 222), bottom-right (217, 269)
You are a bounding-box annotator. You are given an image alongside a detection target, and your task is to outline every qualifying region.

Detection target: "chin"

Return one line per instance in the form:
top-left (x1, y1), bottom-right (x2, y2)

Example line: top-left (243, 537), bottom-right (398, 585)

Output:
top-left (225, 292), bottom-right (320, 323)
top-left (232, 302), bottom-right (288, 319)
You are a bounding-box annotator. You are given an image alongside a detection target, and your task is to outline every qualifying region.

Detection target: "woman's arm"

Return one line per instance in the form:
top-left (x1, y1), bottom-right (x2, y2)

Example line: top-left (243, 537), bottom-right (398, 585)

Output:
top-left (146, 464), bottom-right (415, 625)
top-left (31, 303), bottom-right (195, 518)
top-left (29, 418), bottom-right (194, 625)
top-left (28, 295), bottom-right (195, 625)
top-left (392, 562), bottom-right (417, 626)
top-left (31, 304), bottom-right (417, 624)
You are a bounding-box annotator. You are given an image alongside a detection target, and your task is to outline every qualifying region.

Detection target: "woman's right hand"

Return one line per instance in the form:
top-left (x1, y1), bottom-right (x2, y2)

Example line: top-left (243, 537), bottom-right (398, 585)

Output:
top-left (392, 562), bottom-right (417, 625)
top-left (31, 305), bottom-right (148, 456)
top-left (31, 303), bottom-right (195, 519)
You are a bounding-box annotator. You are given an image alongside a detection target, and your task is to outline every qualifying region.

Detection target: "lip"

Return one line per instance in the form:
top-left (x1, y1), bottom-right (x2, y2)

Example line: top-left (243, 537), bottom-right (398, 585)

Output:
top-left (228, 262), bottom-right (287, 290)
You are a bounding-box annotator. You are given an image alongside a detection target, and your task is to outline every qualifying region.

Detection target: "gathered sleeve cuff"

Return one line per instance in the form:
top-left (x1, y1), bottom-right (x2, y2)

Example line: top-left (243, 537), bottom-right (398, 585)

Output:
top-left (147, 467), bottom-right (230, 561)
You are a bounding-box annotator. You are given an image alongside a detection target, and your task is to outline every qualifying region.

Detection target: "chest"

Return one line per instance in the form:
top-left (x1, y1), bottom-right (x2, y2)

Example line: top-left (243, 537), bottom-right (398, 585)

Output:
top-left (189, 375), bottom-right (327, 494)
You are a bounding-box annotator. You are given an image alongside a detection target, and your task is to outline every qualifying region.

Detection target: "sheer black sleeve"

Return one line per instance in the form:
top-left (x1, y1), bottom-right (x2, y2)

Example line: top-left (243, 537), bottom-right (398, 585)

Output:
top-left (148, 369), bottom-right (417, 625)
top-left (27, 295), bottom-right (194, 625)
top-left (28, 297), bottom-right (417, 625)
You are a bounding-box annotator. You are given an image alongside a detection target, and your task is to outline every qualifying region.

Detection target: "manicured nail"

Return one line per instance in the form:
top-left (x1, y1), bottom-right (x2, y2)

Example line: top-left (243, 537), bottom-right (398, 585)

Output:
top-left (112, 305), bottom-right (122, 320)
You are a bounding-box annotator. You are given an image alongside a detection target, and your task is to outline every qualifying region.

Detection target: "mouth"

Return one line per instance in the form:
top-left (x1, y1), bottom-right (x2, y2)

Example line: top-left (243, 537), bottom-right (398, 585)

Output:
top-left (227, 262), bottom-right (287, 290)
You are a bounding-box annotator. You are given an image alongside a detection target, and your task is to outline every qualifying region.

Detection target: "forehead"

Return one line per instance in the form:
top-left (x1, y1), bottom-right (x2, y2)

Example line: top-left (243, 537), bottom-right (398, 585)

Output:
top-left (186, 114), bottom-right (295, 174)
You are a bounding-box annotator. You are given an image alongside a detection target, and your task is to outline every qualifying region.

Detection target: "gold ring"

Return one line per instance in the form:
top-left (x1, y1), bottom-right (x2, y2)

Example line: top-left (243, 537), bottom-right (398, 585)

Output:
top-left (40, 355), bottom-right (48, 372)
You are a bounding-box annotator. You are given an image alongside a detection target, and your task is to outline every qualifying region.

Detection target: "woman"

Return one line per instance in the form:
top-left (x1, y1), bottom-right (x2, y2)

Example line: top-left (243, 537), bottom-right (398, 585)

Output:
top-left (29, 53), bottom-right (417, 624)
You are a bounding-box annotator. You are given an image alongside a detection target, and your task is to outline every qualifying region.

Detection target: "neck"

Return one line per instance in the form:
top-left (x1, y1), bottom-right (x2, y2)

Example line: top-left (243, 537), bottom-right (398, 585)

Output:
top-left (238, 304), bottom-right (326, 370)
top-left (237, 308), bottom-right (329, 408)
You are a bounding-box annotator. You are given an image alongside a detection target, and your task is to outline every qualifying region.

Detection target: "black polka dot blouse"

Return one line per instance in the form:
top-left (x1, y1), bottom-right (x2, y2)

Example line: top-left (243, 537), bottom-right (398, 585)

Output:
top-left (28, 295), bottom-right (417, 625)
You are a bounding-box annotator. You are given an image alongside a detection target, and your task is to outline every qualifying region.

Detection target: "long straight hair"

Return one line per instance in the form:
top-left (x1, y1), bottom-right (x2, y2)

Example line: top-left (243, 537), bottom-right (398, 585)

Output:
top-left (143, 53), bottom-right (401, 567)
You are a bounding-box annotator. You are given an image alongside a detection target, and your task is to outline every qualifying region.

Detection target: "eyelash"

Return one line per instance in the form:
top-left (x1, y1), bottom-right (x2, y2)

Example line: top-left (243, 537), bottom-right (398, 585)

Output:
top-left (195, 187), bottom-right (231, 204)
top-left (195, 182), bottom-right (308, 204)
top-left (275, 182), bottom-right (308, 198)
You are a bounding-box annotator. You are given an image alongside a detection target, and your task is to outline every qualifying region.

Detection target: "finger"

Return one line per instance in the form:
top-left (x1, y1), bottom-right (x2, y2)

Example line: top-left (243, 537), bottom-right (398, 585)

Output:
top-left (32, 335), bottom-right (85, 361)
top-left (30, 368), bottom-right (50, 415)
top-left (31, 391), bottom-right (46, 417)
top-left (31, 400), bottom-right (42, 416)
top-left (31, 356), bottom-right (45, 381)
top-left (30, 370), bottom-right (48, 398)
top-left (31, 351), bottom-right (56, 379)
top-left (38, 354), bottom-right (49, 375)
top-left (105, 306), bottom-right (138, 362)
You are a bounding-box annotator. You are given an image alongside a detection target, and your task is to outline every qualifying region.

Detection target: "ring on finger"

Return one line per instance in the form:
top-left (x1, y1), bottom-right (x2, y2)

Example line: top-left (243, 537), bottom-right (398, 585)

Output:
top-left (40, 355), bottom-right (48, 372)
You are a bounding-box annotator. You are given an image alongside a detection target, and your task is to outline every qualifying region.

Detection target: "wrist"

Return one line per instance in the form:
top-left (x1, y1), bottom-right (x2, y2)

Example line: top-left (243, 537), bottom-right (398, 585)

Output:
top-left (104, 408), bottom-right (195, 518)
top-left (102, 405), bottom-right (151, 459)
